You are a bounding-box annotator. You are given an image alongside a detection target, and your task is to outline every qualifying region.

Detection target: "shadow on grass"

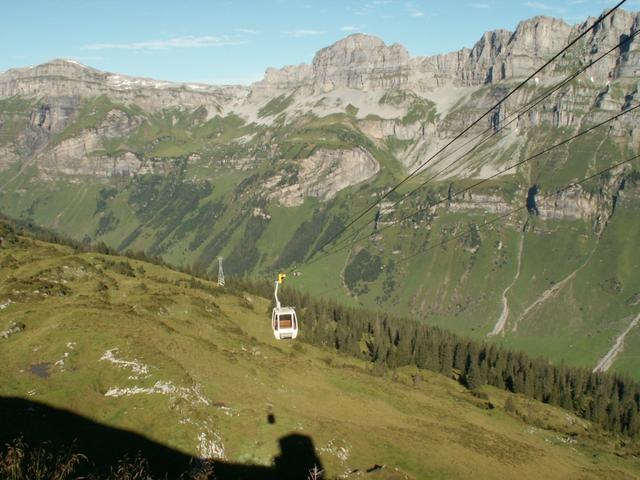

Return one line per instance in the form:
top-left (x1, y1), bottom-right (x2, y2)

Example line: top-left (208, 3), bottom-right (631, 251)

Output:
top-left (0, 396), bottom-right (323, 479)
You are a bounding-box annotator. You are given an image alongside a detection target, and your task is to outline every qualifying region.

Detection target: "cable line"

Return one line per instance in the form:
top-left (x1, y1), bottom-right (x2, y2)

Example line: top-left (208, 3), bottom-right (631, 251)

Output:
top-left (396, 154), bottom-right (639, 263)
top-left (322, 28), bottom-right (640, 255)
top-left (310, 153), bottom-right (639, 298)
top-left (308, 0), bottom-right (627, 259)
top-left (307, 102), bottom-right (640, 264)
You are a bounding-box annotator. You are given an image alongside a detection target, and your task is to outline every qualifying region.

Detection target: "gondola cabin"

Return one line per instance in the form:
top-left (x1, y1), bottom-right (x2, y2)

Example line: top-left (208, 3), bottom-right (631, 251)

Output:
top-left (271, 306), bottom-right (298, 340)
top-left (271, 273), bottom-right (299, 340)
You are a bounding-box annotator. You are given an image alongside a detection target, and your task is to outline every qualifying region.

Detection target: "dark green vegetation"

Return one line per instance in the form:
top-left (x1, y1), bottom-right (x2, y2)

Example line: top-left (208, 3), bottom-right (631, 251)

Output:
top-left (1, 222), bottom-right (640, 478)
top-left (258, 93), bottom-right (295, 118)
top-left (233, 276), bottom-right (640, 439)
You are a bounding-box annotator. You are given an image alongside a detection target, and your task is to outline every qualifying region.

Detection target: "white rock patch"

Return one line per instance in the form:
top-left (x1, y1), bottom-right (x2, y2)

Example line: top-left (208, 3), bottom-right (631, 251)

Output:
top-left (0, 299), bottom-right (14, 310)
top-left (100, 348), bottom-right (150, 379)
top-left (54, 341), bottom-right (76, 370)
top-left (197, 431), bottom-right (225, 459)
top-left (103, 380), bottom-right (210, 406)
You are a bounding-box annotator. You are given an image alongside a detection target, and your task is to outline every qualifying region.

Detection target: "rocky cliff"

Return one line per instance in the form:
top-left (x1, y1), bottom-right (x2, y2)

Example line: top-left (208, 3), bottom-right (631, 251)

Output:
top-left (0, 8), bottom-right (637, 214)
top-left (0, 59), bottom-right (246, 112)
top-left (254, 9), bottom-right (639, 95)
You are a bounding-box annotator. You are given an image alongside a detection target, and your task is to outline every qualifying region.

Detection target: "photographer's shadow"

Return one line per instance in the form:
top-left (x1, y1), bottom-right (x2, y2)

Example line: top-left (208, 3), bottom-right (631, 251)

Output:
top-left (0, 396), bottom-right (323, 479)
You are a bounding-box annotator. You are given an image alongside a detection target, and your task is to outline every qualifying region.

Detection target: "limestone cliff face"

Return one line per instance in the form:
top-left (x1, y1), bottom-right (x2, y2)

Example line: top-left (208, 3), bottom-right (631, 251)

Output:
top-left (0, 59), bottom-right (245, 112)
top-left (444, 168), bottom-right (630, 226)
top-left (2, 10), bottom-right (638, 105)
top-left (0, 8), bottom-right (638, 211)
top-left (254, 10), bottom-right (639, 94)
top-left (312, 34), bottom-right (411, 92)
top-left (269, 147), bottom-right (379, 207)
top-left (38, 109), bottom-right (143, 177)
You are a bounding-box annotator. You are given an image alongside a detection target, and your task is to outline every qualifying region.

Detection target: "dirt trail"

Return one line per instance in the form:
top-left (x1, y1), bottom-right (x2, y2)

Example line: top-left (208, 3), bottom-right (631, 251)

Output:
top-left (53, 185), bottom-right (87, 229)
top-left (488, 234), bottom-right (524, 337)
top-left (511, 246), bottom-right (597, 333)
top-left (593, 312), bottom-right (640, 373)
top-left (340, 246), bottom-right (355, 299)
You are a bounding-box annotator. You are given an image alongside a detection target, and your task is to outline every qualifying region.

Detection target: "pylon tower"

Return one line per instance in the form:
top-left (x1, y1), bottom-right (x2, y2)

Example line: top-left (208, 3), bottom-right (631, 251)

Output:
top-left (217, 257), bottom-right (225, 286)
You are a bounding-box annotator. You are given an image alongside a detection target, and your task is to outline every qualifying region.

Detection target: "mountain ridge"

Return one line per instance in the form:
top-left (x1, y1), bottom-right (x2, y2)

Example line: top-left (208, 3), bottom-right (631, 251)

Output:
top-left (2, 7), bottom-right (638, 96)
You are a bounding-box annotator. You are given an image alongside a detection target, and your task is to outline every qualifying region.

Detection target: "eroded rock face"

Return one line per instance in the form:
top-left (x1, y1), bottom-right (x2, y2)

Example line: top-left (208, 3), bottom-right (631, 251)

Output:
top-left (0, 59), bottom-right (243, 112)
top-left (537, 189), bottom-right (601, 220)
top-left (312, 34), bottom-right (411, 92)
top-left (271, 147), bottom-right (379, 206)
top-left (358, 118), bottom-right (426, 140)
top-left (0, 8), bottom-right (638, 207)
top-left (448, 194), bottom-right (511, 215)
top-left (37, 109), bottom-right (142, 177)
top-left (255, 11), bottom-right (640, 94)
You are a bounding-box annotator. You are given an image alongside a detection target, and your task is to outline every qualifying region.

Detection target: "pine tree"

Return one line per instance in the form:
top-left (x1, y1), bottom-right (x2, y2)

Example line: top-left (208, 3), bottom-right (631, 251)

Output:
top-left (504, 396), bottom-right (516, 414)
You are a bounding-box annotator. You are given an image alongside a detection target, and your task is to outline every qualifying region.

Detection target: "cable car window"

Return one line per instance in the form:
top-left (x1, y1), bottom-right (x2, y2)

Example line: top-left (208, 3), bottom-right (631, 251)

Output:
top-left (279, 314), bottom-right (292, 329)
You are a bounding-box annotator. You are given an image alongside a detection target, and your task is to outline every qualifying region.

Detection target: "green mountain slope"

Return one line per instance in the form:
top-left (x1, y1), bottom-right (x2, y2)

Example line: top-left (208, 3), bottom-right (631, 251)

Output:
top-left (1, 223), bottom-right (640, 478)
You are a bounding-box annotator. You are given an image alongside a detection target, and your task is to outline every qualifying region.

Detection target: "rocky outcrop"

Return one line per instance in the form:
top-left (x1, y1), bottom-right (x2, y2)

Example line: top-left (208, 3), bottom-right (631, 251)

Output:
top-left (312, 34), bottom-right (411, 92)
top-left (254, 10), bottom-right (640, 95)
top-left (537, 188), bottom-right (601, 220)
top-left (270, 147), bottom-right (379, 206)
top-left (0, 59), bottom-right (245, 112)
top-left (250, 64), bottom-right (312, 99)
top-left (358, 117), bottom-right (428, 140)
top-left (446, 171), bottom-right (636, 223)
top-left (449, 193), bottom-right (511, 215)
top-left (37, 108), bottom-right (142, 177)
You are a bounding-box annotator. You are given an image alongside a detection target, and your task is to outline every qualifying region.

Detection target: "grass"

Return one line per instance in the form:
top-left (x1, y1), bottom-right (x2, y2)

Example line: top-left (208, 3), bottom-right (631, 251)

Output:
top-left (53, 96), bottom-right (140, 146)
top-left (258, 94), bottom-right (295, 118)
top-left (378, 89), bottom-right (437, 125)
top-left (1, 231), bottom-right (640, 478)
top-left (0, 96), bottom-right (36, 146)
top-left (0, 232), bottom-right (640, 478)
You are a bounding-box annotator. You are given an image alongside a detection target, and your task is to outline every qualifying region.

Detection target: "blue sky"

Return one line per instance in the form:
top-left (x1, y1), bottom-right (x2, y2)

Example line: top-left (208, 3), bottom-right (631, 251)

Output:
top-left (2, 0), bottom-right (636, 85)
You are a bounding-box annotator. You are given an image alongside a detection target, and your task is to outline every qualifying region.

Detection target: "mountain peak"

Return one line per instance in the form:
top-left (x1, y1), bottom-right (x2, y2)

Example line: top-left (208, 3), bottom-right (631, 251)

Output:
top-left (311, 33), bottom-right (410, 92)
top-left (3, 58), bottom-right (97, 77)
top-left (49, 58), bottom-right (90, 68)
top-left (313, 33), bottom-right (408, 62)
top-left (324, 33), bottom-right (387, 49)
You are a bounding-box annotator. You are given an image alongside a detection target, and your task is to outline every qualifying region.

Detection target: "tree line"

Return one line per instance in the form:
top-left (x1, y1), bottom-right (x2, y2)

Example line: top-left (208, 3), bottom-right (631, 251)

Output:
top-left (226, 276), bottom-right (640, 439)
top-left (2, 214), bottom-right (638, 439)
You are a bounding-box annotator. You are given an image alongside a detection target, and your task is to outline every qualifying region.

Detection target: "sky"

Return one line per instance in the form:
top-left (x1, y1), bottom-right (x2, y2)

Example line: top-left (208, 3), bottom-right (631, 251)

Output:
top-left (1, 0), bottom-right (637, 85)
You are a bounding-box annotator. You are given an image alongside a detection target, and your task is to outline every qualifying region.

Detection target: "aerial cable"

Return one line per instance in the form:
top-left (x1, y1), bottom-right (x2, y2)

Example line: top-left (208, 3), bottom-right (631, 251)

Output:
top-left (310, 153), bottom-right (640, 298)
top-left (323, 25), bottom-right (640, 256)
top-left (387, 29), bottom-right (640, 208)
top-left (323, 102), bottom-right (640, 259)
top-left (308, 0), bottom-right (628, 258)
top-left (323, 29), bottom-right (640, 255)
top-left (307, 102), bottom-right (640, 264)
top-left (396, 154), bottom-right (640, 264)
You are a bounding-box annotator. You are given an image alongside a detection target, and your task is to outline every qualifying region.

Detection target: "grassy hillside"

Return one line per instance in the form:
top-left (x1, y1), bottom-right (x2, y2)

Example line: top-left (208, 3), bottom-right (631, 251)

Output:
top-left (1, 224), bottom-right (640, 478)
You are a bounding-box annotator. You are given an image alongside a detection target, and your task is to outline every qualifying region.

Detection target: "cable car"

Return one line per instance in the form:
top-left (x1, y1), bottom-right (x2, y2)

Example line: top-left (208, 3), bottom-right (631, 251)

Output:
top-left (272, 273), bottom-right (298, 340)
